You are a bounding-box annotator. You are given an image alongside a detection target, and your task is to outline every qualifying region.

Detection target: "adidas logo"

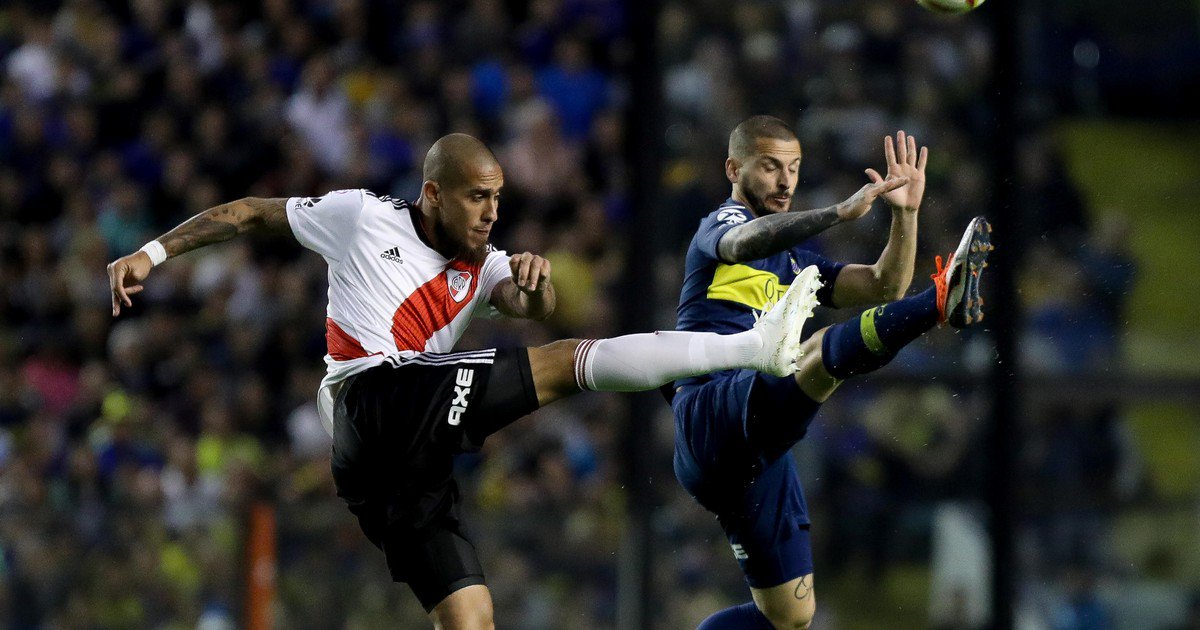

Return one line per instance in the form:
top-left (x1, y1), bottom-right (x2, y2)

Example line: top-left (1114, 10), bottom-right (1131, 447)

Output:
top-left (380, 247), bottom-right (404, 263)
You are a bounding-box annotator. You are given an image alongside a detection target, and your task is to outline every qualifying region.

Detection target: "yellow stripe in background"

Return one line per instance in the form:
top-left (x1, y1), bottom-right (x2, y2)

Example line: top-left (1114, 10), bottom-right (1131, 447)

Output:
top-left (707, 264), bottom-right (789, 311)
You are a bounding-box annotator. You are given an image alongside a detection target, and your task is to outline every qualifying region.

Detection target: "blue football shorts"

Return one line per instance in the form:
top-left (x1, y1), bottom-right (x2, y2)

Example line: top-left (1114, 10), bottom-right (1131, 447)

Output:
top-left (671, 369), bottom-right (821, 588)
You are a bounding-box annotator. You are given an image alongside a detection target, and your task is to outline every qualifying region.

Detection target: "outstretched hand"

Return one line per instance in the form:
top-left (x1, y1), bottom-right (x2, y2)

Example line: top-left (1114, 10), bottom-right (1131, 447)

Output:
top-left (836, 175), bottom-right (910, 222)
top-left (865, 130), bottom-right (928, 212)
top-left (107, 252), bottom-right (153, 316)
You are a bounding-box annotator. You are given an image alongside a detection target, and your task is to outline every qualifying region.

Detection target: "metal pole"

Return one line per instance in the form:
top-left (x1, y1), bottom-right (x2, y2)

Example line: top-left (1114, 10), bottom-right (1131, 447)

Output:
top-left (617, 0), bottom-right (663, 628)
top-left (987, 0), bottom-right (1022, 627)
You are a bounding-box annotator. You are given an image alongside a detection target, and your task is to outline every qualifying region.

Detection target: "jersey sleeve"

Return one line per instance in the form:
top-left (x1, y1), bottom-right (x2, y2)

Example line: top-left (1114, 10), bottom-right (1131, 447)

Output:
top-left (693, 207), bottom-right (750, 261)
top-left (476, 247), bottom-right (511, 318)
top-left (285, 189), bottom-right (367, 262)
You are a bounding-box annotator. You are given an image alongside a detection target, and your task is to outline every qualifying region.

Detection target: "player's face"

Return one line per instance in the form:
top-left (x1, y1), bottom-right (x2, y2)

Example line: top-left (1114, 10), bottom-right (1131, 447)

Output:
top-left (436, 161), bottom-right (503, 263)
top-left (735, 138), bottom-right (802, 215)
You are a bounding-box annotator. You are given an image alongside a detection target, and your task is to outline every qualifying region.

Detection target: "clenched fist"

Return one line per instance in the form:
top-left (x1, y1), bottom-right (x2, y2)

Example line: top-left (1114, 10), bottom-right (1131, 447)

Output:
top-left (509, 252), bottom-right (552, 293)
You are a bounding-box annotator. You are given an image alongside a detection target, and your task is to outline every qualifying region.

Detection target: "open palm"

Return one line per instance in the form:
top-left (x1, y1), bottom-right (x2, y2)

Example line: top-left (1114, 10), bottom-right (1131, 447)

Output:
top-left (865, 131), bottom-right (927, 211)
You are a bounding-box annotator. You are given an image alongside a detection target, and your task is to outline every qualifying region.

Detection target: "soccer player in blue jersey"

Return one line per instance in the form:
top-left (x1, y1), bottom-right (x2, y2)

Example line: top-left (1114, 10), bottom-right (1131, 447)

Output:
top-left (672, 116), bottom-right (992, 629)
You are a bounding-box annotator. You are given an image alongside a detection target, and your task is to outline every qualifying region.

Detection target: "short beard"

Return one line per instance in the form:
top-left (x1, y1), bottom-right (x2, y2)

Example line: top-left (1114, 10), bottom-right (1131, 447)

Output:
top-left (433, 216), bottom-right (488, 264)
top-left (740, 183), bottom-right (788, 216)
top-left (739, 184), bottom-right (770, 217)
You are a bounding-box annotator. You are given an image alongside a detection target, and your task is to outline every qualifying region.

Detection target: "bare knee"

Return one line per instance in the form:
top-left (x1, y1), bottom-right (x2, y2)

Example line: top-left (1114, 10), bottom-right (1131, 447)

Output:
top-left (431, 609), bottom-right (494, 630)
top-left (527, 338), bottom-right (583, 406)
top-left (753, 575), bottom-right (816, 630)
top-left (760, 601), bottom-right (815, 630)
top-left (794, 327), bottom-right (838, 402)
top-left (429, 584), bottom-right (495, 630)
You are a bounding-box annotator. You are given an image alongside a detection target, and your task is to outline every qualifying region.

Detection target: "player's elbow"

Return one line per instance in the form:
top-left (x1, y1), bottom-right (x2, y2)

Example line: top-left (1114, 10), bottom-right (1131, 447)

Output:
top-left (228, 197), bottom-right (267, 232)
top-left (873, 266), bottom-right (910, 302)
top-left (233, 196), bottom-right (259, 213)
top-left (880, 283), bottom-right (908, 303)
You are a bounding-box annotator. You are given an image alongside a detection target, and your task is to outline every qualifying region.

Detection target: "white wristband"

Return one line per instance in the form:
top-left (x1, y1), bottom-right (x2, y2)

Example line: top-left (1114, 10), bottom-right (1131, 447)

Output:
top-left (138, 240), bottom-right (167, 266)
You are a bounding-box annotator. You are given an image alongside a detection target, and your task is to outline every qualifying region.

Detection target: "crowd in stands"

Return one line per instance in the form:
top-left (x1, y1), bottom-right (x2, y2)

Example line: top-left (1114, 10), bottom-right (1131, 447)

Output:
top-left (0, 0), bottom-right (1155, 628)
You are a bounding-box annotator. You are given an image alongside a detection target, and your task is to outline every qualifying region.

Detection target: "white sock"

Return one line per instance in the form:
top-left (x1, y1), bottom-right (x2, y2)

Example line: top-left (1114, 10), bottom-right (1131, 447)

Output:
top-left (573, 330), bottom-right (763, 392)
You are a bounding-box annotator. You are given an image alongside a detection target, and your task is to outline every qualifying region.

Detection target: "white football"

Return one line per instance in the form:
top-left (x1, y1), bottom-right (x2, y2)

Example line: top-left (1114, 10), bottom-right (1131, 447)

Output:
top-left (917, 0), bottom-right (985, 14)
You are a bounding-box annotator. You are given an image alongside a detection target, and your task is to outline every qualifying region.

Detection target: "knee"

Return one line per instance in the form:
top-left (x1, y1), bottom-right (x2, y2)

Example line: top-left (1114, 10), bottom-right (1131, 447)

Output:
top-left (432, 607), bottom-right (494, 630)
top-left (429, 585), bottom-right (495, 630)
top-left (795, 331), bottom-right (825, 373)
top-left (470, 606), bottom-right (496, 630)
top-left (794, 328), bottom-right (837, 402)
top-left (528, 338), bottom-right (584, 404)
top-left (762, 602), bottom-right (815, 630)
top-left (756, 589), bottom-right (816, 630)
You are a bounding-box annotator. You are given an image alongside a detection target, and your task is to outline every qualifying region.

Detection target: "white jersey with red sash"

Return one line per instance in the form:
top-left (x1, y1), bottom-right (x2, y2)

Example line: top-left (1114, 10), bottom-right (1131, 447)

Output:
top-left (284, 189), bottom-right (511, 435)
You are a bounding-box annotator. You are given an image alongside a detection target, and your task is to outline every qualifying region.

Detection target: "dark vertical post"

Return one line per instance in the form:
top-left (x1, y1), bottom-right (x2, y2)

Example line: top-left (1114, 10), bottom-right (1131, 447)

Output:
top-left (987, 0), bottom-right (1022, 628)
top-left (617, 0), bottom-right (663, 628)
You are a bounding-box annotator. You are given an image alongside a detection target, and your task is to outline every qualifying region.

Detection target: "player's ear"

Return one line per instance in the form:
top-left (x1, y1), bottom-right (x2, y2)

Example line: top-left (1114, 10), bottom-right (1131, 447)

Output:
top-left (422, 180), bottom-right (441, 207)
top-left (725, 157), bottom-right (740, 184)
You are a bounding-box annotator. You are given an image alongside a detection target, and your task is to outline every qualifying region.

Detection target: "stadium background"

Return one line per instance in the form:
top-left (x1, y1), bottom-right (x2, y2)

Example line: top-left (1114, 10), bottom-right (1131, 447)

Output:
top-left (1, 0), bottom-right (1197, 628)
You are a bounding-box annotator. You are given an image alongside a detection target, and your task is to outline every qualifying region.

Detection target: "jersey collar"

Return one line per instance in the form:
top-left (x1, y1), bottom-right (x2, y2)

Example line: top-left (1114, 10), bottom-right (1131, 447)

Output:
top-left (408, 200), bottom-right (437, 250)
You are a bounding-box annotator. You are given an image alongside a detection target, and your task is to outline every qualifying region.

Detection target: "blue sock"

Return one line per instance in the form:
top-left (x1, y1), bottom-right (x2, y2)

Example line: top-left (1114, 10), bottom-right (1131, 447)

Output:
top-left (821, 286), bottom-right (939, 380)
top-left (697, 602), bottom-right (775, 630)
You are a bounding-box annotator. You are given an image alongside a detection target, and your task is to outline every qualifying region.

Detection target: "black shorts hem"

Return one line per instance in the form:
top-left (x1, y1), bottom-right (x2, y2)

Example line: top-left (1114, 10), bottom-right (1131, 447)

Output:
top-left (417, 574), bottom-right (487, 612)
top-left (460, 347), bottom-right (540, 450)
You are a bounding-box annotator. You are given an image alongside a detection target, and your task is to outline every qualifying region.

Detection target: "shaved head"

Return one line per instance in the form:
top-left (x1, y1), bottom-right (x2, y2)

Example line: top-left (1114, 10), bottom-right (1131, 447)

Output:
top-left (417, 133), bottom-right (504, 265)
top-left (423, 133), bottom-right (500, 188)
top-left (728, 115), bottom-right (798, 161)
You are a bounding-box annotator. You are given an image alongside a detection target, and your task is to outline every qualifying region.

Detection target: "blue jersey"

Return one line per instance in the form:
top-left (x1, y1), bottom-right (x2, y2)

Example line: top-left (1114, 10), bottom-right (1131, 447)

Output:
top-left (675, 199), bottom-right (845, 385)
top-left (672, 198), bottom-right (843, 585)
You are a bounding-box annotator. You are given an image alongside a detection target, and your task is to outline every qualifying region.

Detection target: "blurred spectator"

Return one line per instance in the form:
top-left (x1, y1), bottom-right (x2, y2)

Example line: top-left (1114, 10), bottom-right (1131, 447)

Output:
top-left (5, 17), bottom-right (56, 102)
top-left (286, 56), bottom-right (352, 174)
top-left (536, 36), bottom-right (609, 140)
top-left (1050, 568), bottom-right (1113, 630)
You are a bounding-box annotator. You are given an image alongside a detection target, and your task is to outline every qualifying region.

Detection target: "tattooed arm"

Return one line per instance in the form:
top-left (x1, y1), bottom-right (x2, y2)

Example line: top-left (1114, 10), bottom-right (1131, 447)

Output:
top-left (107, 197), bottom-right (290, 315)
top-left (716, 205), bottom-right (843, 263)
top-left (157, 197), bottom-right (291, 258)
top-left (716, 177), bottom-right (908, 264)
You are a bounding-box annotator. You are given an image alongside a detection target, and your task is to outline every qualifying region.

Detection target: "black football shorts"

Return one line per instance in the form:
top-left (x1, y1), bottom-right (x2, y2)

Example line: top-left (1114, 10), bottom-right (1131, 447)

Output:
top-left (329, 348), bottom-right (539, 611)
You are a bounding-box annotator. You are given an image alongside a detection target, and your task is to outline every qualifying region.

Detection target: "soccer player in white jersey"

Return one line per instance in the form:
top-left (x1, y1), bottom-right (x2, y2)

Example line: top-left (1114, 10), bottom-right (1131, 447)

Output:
top-left (107, 133), bottom-right (824, 629)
